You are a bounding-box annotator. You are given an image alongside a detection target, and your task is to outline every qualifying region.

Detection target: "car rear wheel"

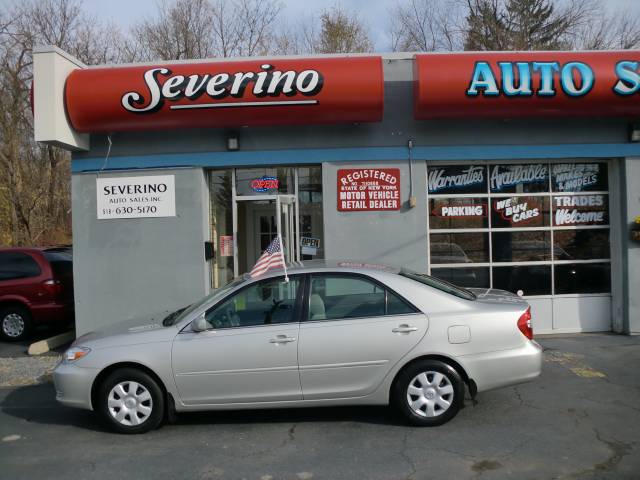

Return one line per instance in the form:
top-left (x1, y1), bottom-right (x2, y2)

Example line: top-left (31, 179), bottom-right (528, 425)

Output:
top-left (392, 359), bottom-right (465, 426)
top-left (98, 368), bottom-right (165, 434)
top-left (0, 305), bottom-right (32, 342)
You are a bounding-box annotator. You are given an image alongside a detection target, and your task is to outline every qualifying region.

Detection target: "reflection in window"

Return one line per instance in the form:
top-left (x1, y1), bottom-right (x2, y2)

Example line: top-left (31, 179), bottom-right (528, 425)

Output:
top-left (493, 265), bottom-right (551, 295)
top-left (209, 170), bottom-right (234, 288)
top-left (206, 277), bottom-right (300, 328)
top-left (430, 267), bottom-right (490, 289)
top-left (310, 275), bottom-right (385, 320)
top-left (429, 198), bottom-right (488, 229)
top-left (489, 164), bottom-right (549, 193)
top-left (491, 196), bottom-right (550, 228)
top-left (553, 230), bottom-right (610, 260)
top-left (552, 163), bottom-right (608, 192)
top-left (430, 233), bottom-right (489, 263)
top-left (552, 194), bottom-right (608, 226)
top-left (235, 167), bottom-right (295, 196)
top-left (554, 263), bottom-right (611, 294)
top-left (492, 231), bottom-right (552, 262)
top-left (298, 166), bottom-right (324, 259)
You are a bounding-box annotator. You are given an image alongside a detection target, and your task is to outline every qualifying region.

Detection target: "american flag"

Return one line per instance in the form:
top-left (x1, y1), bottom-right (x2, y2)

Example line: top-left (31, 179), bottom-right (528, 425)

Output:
top-left (250, 237), bottom-right (285, 278)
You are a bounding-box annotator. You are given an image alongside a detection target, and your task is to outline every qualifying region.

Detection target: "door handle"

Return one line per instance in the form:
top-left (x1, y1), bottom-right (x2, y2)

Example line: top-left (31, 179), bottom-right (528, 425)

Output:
top-left (270, 335), bottom-right (296, 344)
top-left (392, 325), bottom-right (418, 333)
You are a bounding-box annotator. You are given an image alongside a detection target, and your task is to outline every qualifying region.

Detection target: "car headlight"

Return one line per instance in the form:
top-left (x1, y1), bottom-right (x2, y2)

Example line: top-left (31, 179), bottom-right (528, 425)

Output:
top-left (63, 346), bottom-right (91, 363)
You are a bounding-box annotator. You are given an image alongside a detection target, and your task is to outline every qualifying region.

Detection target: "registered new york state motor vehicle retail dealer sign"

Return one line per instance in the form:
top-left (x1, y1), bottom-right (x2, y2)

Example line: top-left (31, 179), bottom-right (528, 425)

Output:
top-left (337, 168), bottom-right (401, 212)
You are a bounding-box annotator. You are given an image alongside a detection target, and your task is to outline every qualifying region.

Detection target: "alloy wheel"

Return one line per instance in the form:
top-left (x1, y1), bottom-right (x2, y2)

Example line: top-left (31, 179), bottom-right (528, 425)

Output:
top-left (406, 371), bottom-right (455, 418)
top-left (107, 381), bottom-right (154, 426)
top-left (2, 313), bottom-right (25, 338)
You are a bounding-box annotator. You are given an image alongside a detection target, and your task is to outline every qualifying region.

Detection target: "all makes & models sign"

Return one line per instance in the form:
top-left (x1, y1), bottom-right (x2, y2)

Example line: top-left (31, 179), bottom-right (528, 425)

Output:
top-left (337, 168), bottom-right (401, 212)
top-left (96, 175), bottom-right (176, 219)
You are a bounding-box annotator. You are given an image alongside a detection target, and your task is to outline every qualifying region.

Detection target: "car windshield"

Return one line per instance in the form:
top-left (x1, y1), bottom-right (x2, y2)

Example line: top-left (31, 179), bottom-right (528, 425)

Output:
top-left (162, 275), bottom-right (249, 326)
top-left (400, 268), bottom-right (476, 301)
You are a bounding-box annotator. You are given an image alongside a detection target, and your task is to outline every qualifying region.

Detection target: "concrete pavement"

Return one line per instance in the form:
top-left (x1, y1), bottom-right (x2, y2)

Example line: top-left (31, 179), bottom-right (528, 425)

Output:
top-left (0, 333), bottom-right (639, 479)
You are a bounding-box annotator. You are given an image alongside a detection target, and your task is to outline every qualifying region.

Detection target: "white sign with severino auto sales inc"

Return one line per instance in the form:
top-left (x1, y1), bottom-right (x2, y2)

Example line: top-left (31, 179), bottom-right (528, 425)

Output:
top-left (96, 175), bottom-right (176, 219)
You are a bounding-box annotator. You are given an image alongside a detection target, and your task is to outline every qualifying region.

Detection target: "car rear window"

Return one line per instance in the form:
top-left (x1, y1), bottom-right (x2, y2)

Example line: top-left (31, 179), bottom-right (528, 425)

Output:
top-left (400, 269), bottom-right (476, 301)
top-left (0, 252), bottom-right (42, 281)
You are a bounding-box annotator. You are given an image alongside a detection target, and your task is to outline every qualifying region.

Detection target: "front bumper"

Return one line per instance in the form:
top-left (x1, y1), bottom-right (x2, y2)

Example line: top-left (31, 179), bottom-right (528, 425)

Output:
top-left (53, 361), bottom-right (98, 410)
top-left (458, 340), bottom-right (543, 393)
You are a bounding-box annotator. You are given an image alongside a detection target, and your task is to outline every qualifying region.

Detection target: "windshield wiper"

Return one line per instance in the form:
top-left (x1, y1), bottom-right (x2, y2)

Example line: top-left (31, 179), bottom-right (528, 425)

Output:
top-left (162, 307), bottom-right (188, 327)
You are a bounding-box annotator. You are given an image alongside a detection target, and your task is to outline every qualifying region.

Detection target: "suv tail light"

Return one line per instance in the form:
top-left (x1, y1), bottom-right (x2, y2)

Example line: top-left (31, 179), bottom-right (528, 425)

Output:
top-left (42, 279), bottom-right (62, 297)
top-left (517, 307), bottom-right (533, 340)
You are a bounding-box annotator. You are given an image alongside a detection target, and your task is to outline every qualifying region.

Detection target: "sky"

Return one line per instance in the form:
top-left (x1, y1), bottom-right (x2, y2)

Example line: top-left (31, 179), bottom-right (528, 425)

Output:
top-left (0, 0), bottom-right (637, 52)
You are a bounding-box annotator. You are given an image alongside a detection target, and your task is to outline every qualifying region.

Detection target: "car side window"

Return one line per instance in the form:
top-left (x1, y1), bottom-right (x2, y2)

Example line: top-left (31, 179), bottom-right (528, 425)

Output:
top-left (205, 276), bottom-right (300, 329)
top-left (0, 252), bottom-right (41, 281)
top-left (387, 290), bottom-right (418, 315)
top-left (309, 275), bottom-right (386, 320)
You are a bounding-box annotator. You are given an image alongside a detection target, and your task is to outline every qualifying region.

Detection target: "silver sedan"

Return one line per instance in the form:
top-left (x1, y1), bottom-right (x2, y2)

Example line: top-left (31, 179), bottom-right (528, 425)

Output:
top-left (54, 261), bottom-right (542, 434)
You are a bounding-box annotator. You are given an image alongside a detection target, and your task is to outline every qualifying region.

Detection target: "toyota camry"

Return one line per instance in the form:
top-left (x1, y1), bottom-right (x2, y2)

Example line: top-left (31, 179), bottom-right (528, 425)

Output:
top-left (54, 261), bottom-right (542, 434)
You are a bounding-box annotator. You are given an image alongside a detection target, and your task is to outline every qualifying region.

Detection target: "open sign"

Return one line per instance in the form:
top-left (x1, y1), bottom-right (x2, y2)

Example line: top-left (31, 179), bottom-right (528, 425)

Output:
top-left (250, 176), bottom-right (279, 192)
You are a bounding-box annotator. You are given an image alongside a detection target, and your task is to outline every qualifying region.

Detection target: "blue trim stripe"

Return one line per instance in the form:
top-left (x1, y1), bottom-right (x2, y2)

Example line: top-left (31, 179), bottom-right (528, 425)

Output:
top-left (72, 143), bottom-right (640, 172)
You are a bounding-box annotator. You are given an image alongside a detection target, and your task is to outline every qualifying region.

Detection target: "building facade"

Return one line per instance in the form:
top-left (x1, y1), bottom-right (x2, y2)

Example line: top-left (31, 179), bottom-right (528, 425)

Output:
top-left (32, 46), bottom-right (640, 335)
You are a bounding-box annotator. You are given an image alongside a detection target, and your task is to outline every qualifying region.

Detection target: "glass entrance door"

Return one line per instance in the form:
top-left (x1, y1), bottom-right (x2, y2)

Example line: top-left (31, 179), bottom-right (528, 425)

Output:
top-left (235, 195), bottom-right (299, 276)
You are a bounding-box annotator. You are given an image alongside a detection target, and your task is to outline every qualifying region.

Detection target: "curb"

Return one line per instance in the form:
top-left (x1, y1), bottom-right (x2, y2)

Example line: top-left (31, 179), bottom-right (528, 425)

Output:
top-left (27, 330), bottom-right (75, 356)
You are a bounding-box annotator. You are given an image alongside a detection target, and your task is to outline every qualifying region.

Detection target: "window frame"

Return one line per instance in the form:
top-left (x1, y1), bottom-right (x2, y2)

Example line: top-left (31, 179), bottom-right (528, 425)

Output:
top-left (426, 160), bottom-right (612, 298)
top-left (301, 272), bottom-right (420, 323)
top-left (198, 274), bottom-right (306, 331)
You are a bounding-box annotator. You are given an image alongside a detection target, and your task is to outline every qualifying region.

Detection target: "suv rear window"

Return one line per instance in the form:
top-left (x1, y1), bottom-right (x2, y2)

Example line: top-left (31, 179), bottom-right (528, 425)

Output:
top-left (0, 252), bottom-right (42, 281)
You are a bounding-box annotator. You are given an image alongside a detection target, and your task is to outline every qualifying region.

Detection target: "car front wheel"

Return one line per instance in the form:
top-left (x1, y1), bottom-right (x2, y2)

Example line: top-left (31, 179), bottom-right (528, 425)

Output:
top-left (98, 368), bottom-right (165, 434)
top-left (0, 305), bottom-right (32, 342)
top-left (392, 359), bottom-right (465, 426)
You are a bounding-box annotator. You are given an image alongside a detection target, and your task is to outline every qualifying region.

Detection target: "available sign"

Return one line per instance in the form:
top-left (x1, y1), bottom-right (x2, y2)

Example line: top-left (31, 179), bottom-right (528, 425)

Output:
top-left (96, 175), bottom-right (176, 219)
top-left (337, 168), bottom-right (401, 211)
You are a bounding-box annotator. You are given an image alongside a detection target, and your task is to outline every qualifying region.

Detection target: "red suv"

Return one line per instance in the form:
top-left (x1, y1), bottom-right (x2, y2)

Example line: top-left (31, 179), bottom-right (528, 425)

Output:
top-left (0, 247), bottom-right (74, 341)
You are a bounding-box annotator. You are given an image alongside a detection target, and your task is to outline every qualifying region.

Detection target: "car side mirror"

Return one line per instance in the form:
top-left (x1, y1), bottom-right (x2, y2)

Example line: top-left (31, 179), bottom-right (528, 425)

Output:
top-left (191, 314), bottom-right (210, 333)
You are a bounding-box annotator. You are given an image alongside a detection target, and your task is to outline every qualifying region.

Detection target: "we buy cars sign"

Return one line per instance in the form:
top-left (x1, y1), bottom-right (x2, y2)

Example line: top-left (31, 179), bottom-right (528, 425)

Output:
top-left (337, 168), bottom-right (401, 212)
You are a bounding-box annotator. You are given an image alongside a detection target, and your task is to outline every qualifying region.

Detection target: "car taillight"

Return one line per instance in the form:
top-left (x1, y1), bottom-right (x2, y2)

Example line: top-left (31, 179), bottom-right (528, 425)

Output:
top-left (517, 307), bottom-right (533, 340)
top-left (42, 279), bottom-right (62, 297)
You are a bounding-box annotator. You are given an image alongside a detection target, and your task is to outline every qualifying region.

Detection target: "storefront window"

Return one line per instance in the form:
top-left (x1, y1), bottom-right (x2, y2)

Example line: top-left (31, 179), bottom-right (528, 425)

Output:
top-left (427, 161), bottom-right (611, 296)
top-left (298, 166), bottom-right (324, 260)
top-left (209, 170), bottom-right (234, 288)
top-left (489, 163), bottom-right (549, 193)
top-left (429, 197), bottom-right (488, 229)
top-left (235, 167), bottom-right (295, 196)
top-left (430, 233), bottom-right (489, 263)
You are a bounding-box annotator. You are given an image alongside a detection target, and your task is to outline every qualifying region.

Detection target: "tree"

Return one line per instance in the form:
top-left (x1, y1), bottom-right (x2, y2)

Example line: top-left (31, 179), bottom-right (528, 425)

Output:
top-left (131, 0), bottom-right (282, 61)
top-left (0, 0), bottom-right (121, 246)
top-left (389, 0), bottom-right (464, 51)
top-left (464, 0), bottom-right (584, 50)
top-left (571, 0), bottom-right (640, 50)
top-left (316, 6), bottom-right (373, 54)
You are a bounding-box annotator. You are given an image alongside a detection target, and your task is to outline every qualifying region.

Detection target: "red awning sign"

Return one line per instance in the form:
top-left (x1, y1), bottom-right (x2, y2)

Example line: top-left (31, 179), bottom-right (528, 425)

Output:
top-left (65, 56), bottom-right (384, 133)
top-left (414, 51), bottom-right (640, 119)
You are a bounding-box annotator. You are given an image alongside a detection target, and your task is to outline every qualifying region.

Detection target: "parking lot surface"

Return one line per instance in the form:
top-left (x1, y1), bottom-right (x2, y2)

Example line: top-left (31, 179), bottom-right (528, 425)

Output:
top-left (1, 333), bottom-right (639, 480)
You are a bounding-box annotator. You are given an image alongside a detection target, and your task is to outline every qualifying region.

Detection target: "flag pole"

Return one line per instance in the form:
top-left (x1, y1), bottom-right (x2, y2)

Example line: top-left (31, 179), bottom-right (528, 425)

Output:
top-left (276, 196), bottom-right (289, 283)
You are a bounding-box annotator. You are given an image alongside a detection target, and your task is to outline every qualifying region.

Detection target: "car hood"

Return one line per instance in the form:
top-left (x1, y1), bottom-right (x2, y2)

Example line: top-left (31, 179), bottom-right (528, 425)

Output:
top-left (467, 288), bottom-right (529, 307)
top-left (73, 310), bottom-right (180, 347)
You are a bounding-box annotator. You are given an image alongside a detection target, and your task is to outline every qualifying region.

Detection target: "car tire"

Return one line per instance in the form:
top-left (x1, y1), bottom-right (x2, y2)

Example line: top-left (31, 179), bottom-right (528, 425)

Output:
top-left (98, 368), bottom-right (165, 434)
top-left (392, 359), bottom-right (465, 427)
top-left (0, 305), bottom-right (32, 342)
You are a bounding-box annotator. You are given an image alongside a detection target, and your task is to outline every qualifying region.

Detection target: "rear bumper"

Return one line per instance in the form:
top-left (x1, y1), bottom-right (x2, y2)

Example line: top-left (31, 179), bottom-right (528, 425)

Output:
top-left (457, 340), bottom-right (543, 393)
top-left (53, 361), bottom-right (97, 410)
